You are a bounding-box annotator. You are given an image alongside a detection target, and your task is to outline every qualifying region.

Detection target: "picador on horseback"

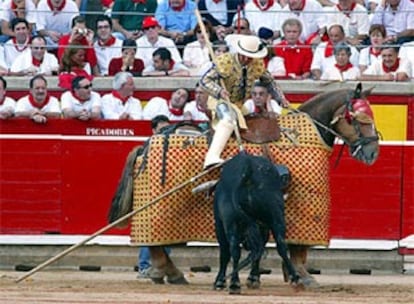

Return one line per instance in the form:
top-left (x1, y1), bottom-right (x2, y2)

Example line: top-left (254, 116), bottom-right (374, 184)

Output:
top-left (199, 34), bottom-right (289, 169)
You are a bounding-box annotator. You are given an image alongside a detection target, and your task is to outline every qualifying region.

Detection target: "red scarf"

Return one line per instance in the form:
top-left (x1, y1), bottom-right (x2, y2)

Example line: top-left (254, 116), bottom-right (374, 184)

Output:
top-left (253, 0), bottom-right (274, 11)
top-left (47, 0), bottom-right (66, 13)
top-left (168, 100), bottom-right (183, 116)
top-left (254, 105), bottom-right (264, 113)
top-left (212, 0), bottom-right (222, 3)
top-left (292, 0), bottom-right (305, 15)
top-left (28, 93), bottom-right (50, 110)
top-left (168, 59), bottom-right (175, 71)
top-left (170, 0), bottom-right (185, 11)
top-left (12, 37), bottom-right (30, 52)
top-left (324, 41), bottom-right (334, 57)
top-left (370, 47), bottom-right (381, 57)
top-left (32, 56), bottom-right (43, 67)
top-left (337, 3), bottom-right (356, 18)
top-left (335, 62), bottom-right (353, 72)
top-left (11, 0), bottom-right (17, 10)
top-left (132, 0), bottom-right (146, 4)
top-left (382, 58), bottom-right (400, 73)
top-left (98, 35), bottom-right (116, 47)
top-left (112, 90), bottom-right (129, 104)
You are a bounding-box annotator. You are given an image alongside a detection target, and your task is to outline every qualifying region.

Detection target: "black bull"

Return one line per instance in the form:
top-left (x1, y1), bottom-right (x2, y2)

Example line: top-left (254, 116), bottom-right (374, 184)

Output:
top-left (213, 152), bottom-right (299, 294)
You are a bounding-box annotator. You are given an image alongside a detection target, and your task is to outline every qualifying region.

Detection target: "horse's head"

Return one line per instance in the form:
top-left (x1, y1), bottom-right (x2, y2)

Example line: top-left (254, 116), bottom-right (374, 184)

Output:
top-left (330, 84), bottom-right (379, 165)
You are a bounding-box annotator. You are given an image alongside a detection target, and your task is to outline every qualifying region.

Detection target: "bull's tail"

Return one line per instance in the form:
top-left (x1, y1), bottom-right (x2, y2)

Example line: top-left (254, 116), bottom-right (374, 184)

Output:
top-left (243, 221), bottom-right (265, 263)
top-left (107, 146), bottom-right (142, 228)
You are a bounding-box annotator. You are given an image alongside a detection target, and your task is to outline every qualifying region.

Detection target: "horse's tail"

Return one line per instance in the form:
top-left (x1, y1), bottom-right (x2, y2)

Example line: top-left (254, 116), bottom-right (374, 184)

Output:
top-left (107, 146), bottom-right (143, 228)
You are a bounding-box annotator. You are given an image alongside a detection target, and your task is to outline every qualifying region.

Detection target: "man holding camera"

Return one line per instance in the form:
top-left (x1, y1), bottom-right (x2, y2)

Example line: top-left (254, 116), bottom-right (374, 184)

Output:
top-left (57, 15), bottom-right (99, 76)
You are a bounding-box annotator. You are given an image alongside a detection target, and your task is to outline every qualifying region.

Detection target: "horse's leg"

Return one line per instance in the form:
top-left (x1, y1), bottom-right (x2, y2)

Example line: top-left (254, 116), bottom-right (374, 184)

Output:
top-left (148, 246), bottom-right (167, 284)
top-left (164, 248), bottom-right (189, 285)
top-left (287, 244), bottom-right (319, 288)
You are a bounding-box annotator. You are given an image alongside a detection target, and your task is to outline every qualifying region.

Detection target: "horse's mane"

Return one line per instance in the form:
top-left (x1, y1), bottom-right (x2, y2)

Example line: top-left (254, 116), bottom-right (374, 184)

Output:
top-left (298, 88), bottom-right (351, 113)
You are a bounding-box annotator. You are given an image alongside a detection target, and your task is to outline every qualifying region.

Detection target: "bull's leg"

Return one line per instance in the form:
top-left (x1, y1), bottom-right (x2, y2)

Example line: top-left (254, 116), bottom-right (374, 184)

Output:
top-left (228, 234), bottom-right (242, 294)
top-left (271, 224), bottom-right (300, 285)
top-left (287, 244), bottom-right (319, 288)
top-left (246, 258), bottom-right (261, 289)
top-left (214, 218), bottom-right (229, 290)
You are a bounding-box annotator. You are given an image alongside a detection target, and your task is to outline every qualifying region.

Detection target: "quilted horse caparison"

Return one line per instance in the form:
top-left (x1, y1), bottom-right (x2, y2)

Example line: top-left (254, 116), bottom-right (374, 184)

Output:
top-left (131, 113), bottom-right (333, 247)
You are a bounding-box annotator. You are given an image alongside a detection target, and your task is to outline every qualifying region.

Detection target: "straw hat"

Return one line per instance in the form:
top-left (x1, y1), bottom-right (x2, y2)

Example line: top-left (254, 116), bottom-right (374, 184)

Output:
top-left (227, 34), bottom-right (268, 58)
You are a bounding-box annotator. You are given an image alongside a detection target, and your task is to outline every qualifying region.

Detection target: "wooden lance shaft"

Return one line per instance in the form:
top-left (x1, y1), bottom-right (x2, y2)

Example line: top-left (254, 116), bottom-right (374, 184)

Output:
top-left (15, 161), bottom-right (225, 283)
top-left (194, 9), bottom-right (244, 152)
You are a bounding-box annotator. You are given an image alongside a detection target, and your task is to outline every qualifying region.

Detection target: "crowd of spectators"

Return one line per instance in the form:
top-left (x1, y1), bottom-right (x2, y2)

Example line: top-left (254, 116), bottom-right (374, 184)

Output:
top-left (0, 0), bottom-right (413, 123)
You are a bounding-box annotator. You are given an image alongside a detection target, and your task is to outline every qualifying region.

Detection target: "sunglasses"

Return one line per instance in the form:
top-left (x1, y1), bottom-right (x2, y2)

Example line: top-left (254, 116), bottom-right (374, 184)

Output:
top-left (32, 46), bottom-right (46, 50)
top-left (79, 84), bottom-right (92, 89)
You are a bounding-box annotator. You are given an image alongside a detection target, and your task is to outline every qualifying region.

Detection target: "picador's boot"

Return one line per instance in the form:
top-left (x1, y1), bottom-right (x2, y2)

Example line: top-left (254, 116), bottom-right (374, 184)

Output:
top-left (284, 244), bottom-right (319, 288)
top-left (203, 119), bottom-right (234, 169)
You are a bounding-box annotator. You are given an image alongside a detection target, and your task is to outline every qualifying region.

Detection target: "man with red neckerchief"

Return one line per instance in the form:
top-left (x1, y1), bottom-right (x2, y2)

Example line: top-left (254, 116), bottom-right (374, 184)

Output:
top-left (142, 47), bottom-right (189, 77)
top-left (326, 0), bottom-right (370, 46)
top-left (14, 75), bottom-right (61, 124)
top-left (101, 72), bottom-right (143, 120)
top-left (360, 43), bottom-right (412, 81)
top-left (279, 0), bottom-right (327, 45)
top-left (93, 15), bottom-right (123, 76)
top-left (10, 35), bottom-right (59, 76)
top-left (311, 24), bottom-right (359, 80)
top-left (243, 0), bottom-right (283, 40)
top-left (0, 0), bottom-right (36, 43)
top-left (143, 87), bottom-right (189, 120)
top-left (0, 77), bottom-right (16, 120)
top-left (57, 15), bottom-right (99, 76)
top-left (3, 17), bottom-right (31, 69)
top-left (36, 0), bottom-right (79, 48)
top-left (273, 18), bottom-right (313, 80)
top-left (61, 76), bottom-right (102, 120)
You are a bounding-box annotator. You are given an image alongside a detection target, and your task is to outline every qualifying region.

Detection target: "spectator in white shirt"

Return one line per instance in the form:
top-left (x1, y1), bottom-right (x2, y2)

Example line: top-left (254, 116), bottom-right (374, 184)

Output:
top-left (10, 35), bottom-right (59, 76)
top-left (93, 15), bottom-right (123, 76)
top-left (321, 42), bottom-right (361, 81)
top-left (101, 72), bottom-right (143, 120)
top-left (399, 41), bottom-right (414, 78)
top-left (143, 88), bottom-right (189, 121)
top-left (3, 17), bottom-right (30, 69)
top-left (359, 24), bottom-right (386, 73)
top-left (142, 47), bottom-right (190, 77)
top-left (183, 22), bottom-right (213, 76)
top-left (61, 76), bottom-right (102, 120)
top-left (243, 79), bottom-right (282, 115)
top-left (136, 16), bottom-right (182, 69)
top-left (183, 84), bottom-right (210, 121)
top-left (0, 76), bottom-right (16, 120)
top-left (14, 75), bottom-right (61, 124)
top-left (0, 0), bottom-right (36, 43)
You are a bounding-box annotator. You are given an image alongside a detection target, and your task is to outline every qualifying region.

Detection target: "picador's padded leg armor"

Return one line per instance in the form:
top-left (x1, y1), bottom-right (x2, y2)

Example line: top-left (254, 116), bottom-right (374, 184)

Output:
top-left (203, 119), bottom-right (234, 169)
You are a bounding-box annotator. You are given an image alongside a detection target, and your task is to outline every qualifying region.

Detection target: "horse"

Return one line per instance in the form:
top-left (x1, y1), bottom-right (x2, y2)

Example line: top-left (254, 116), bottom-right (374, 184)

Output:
top-left (213, 152), bottom-right (299, 294)
top-left (108, 83), bottom-right (379, 287)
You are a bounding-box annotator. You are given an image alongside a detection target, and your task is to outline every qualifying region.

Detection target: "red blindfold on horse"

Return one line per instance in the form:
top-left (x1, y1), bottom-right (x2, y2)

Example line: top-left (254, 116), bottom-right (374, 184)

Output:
top-left (344, 98), bottom-right (375, 124)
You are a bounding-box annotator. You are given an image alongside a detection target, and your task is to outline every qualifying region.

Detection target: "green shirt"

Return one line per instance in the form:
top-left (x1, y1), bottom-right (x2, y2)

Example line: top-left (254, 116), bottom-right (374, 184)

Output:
top-left (112, 0), bottom-right (158, 31)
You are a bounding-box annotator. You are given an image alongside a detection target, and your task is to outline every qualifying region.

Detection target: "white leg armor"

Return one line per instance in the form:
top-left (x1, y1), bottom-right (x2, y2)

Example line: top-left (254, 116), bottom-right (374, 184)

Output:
top-left (203, 119), bottom-right (235, 169)
top-left (204, 102), bottom-right (237, 169)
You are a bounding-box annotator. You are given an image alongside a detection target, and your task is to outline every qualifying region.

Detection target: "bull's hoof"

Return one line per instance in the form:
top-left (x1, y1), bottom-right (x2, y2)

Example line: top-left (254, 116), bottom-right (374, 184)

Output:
top-left (228, 282), bottom-right (241, 295)
top-left (213, 280), bottom-right (226, 290)
top-left (150, 277), bottom-right (165, 284)
top-left (246, 276), bottom-right (261, 289)
top-left (167, 276), bottom-right (189, 285)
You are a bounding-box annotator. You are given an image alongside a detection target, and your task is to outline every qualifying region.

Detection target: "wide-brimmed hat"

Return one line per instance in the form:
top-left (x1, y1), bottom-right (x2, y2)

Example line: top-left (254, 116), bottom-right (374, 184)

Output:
top-left (142, 16), bottom-right (160, 30)
top-left (227, 34), bottom-right (268, 58)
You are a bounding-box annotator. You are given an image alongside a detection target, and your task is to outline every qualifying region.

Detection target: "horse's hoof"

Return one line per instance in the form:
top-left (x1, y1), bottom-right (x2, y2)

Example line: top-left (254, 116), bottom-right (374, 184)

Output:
top-left (151, 277), bottom-right (165, 284)
top-left (246, 277), bottom-right (261, 289)
top-left (300, 275), bottom-right (320, 289)
top-left (167, 276), bottom-right (189, 285)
